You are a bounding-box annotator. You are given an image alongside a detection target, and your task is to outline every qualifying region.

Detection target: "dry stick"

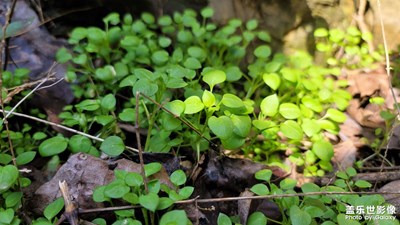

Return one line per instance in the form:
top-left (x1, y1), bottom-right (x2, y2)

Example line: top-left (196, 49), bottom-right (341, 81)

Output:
top-left (139, 93), bottom-right (219, 151)
top-left (0, 0), bottom-right (18, 167)
top-left (79, 190), bottom-right (400, 214)
top-left (135, 92), bottom-right (148, 192)
top-left (376, 0), bottom-right (400, 187)
top-left (355, 0), bottom-right (375, 53)
top-left (0, 109), bottom-right (139, 153)
top-left (57, 181), bottom-right (79, 225)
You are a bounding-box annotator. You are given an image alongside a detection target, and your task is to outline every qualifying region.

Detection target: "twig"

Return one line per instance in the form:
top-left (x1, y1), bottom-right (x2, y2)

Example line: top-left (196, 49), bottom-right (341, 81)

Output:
top-left (4, 63), bottom-right (57, 119)
top-left (78, 190), bottom-right (400, 214)
top-left (135, 92), bottom-right (148, 192)
top-left (376, 0), bottom-right (400, 189)
top-left (354, 0), bottom-right (375, 53)
top-left (57, 181), bottom-right (79, 225)
top-left (0, 109), bottom-right (139, 153)
top-left (0, 0), bottom-right (18, 167)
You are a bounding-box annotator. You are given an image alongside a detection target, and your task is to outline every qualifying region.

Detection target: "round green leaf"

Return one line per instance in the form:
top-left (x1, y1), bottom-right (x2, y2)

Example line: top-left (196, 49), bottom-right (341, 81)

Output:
top-left (188, 46), bottom-right (206, 60)
top-left (144, 162), bottom-right (162, 177)
top-left (165, 100), bottom-right (186, 116)
top-left (355, 180), bottom-right (372, 188)
top-left (280, 120), bottom-right (303, 140)
top-left (0, 165), bottom-right (19, 193)
top-left (246, 19), bottom-right (258, 30)
top-left (221, 93), bottom-right (246, 113)
top-left (76, 99), bottom-right (100, 111)
top-left (279, 103), bottom-right (301, 119)
top-left (301, 119), bottom-right (320, 137)
top-left (254, 45), bottom-right (271, 58)
top-left (201, 7), bottom-right (214, 18)
top-left (5, 191), bottom-right (22, 208)
top-left (290, 205), bottom-right (312, 225)
top-left (125, 172), bottom-right (143, 187)
top-left (184, 96), bottom-right (204, 114)
top-left (208, 116), bottom-right (234, 140)
top-left (312, 140), bottom-right (334, 161)
top-left (314, 28), bottom-right (328, 37)
top-left (100, 136), bottom-right (125, 157)
top-left (132, 79), bottom-right (158, 97)
top-left (202, 69), bottom-right (226, 91)
top-left (69, 135), bottom-right (92, 153)
top-left (104, 181), bottom-right (130, 199)
top-left (202, 90), bottom-right (216, 107)
top-left (16, 151), bottom-right (36, 165)
top-left (170, 170), bottom-right (187, 186)
top-left (301, 183), bottom-right (320, 193)
top-left (260, 94), bottom-right (279, 117)
top-left (231, 115), bottom-right (251, 137)
top-left (95, 65), bottom-right (115, 82)
top-left (119, 108), bottom-right (135, 122)
top-left (0, 209), bottom-right (14, 224)
top-left (44, 197), bottom-right (64, 221)
top-left (251, 183), bottom-right (269, 196)
top-left (157, 197), bottom-right (174, 210)
top-left (151, 50), bottom-right (169, 65)
top-left (217, 213), bottom-right (232, 225)
top-left (39, 136), bottom-right (68, 157)
top-left (101, 94), bottom-right (116, 111)
top-left (255, 169), bottom-right (272, 182)
top-left (248, 212), bottom-right (267, 225)
top-left (183, 57), bottom-right (202, 69)
top-left (325, 108), bottom-right (347, 123)
top-left (160, 210), bottom-right (188, 225)
top-left (158, 36), bottom-right (172, 48)
top-left (139, 192), bottom-right (159, 212)
top-left (263, 73), bottom-right (281, 90)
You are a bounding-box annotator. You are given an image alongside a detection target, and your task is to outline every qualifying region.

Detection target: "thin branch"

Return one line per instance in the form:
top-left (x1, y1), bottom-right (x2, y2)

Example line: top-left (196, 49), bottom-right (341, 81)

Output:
top-left (135, 92), bottom-right (148, 192)
top-left (0, 109), bottom-right (139, 153)
top-left (79, 190), bottom-right (400, 214)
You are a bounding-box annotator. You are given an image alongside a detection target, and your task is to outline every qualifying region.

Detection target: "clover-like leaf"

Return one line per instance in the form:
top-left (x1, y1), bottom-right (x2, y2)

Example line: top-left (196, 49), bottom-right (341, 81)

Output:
top-left (202, 69), bottom-right (226, 91)
top-left (39, 136), bottom-right (68, 157)
top-left (100, 136), bottom-right (125, 157)
top-left (184, 96), bottom-right (204, 114)
top-left (208, 116), bottom-right (234, 140)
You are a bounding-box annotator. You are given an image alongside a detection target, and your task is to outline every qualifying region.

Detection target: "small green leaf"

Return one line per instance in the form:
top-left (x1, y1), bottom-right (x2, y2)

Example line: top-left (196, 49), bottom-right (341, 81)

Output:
top-left (301, 183), bottom-right (320, 193)
top-left (33, 132), bottom-right (47, 140)
top-left (279, 103), bottom-right (301, 119)
top-left (170, 170), bottom-right (187, 186)
top-left (141, 12), bottom-right (155, 24)
top-left (101, 94), bottom-right (116, 111)
top-left (144, 162), bottom-right (162, 177)
top-left (280, 178), bottom-right (297, 189)
top-left (290, 205), bottom-right (312, 225)
top-left (254, 45), bottom-right (271, 58)
top-left (158, 36), bottom-right (172, 48)
top-left (100, 136), bottom-right (125, 157)
top-left (5, 191), bottom-right (22, 208)
top-left (39, 136), bottom-right (68, 157)
top-left (179, 186), bottom-right (194, 199)
top-left (251, 183), bottom-right (269, 195)
top-left (280, 120), bottom-right (303, 140)
top-left (105, 180), bottom-right (130, 199)
top-left (255, 169), bottom-right (272, 182)
top-left (0, 208), bottom-right (14, 224)
top-left (164, 100), bottom-right (185, 116)
top-left (157, 197), bottom-right (174, 210)
top-left (355, 180), bottom-right (372, 188)
top-left (217, 213), bottom-right (232, 225)
top-left (139, 192), bottom-right (159, 212)
top-left (263, 73), bottom-right (281, 90)
top-left (260, 94), bottom-right (279, 117)
top-left (325, 108), bottom-right (346, 123)
top-left (103, 12), bottom-right (120, 25)
top-left (119, 108), bottom-right (135, 122)
top-left (221, 93), bottom-right (246, 113)
top-left (119, 75), bottom-right (137, 87)
top-left (152, 50), bottom-right (169, 65)
top-left (301, 119), bottom-right (320, 137)
top-left (202, 90), bottom-right (216, 107)
top-left (93, 186), bottom-right (108, 202)
top-left (188, 46), bottom-right (207, 60)
top-left (314, 28), bottom-right (328, 37)
top-left (160, 210), bottom-right (188, 225)
top-left (16, 151), bottom-right (36, 165)
top-left (76, 99), bottom-right (100, 111)
top-left (202, 70), bottom-right (226, 91)
top-left (125, 172), bottom-right (144, 187)
top-left (208, 116), bottom-right (234, 140)
top-left (184, 96), bottom-right (204, 114)
top-left (95, 65), bottom-right (116, 82)
top-left (201, 7), bottom-right (214, 18)
top-left (0, 165), bottom-right (19, 193)
top-left (183, 57), bottom-right (202, 69)
top-left (247, 212), bottom-right (267, 225)
top-left (246, 19), bottom-right (258, 30)
top-left (68, 135), bottom-right (92, 153)
top-left (132, 79), bottom-right (158, 97)
top-left (44, 197), bottom-right (64, 220)
top-left (231, 115), bottom-right (251, 137)
top-left (312, 140), bottom-right (334, 161)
